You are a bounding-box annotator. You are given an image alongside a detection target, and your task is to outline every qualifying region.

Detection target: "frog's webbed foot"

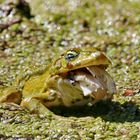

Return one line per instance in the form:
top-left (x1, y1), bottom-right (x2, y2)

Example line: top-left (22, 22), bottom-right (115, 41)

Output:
top-left (20, 98), bottom-right (54, 117)
top-left (0, 87), bottom-right (22, 104)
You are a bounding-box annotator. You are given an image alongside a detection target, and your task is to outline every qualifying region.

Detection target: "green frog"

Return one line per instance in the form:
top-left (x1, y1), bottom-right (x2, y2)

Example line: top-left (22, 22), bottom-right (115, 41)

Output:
top-left (0, 47), bottom-right (116, 115)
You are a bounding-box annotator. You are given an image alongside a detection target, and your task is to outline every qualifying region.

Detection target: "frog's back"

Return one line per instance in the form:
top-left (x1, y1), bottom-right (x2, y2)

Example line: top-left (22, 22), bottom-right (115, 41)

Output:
top-left (22, 72), bottom-right (49, 98)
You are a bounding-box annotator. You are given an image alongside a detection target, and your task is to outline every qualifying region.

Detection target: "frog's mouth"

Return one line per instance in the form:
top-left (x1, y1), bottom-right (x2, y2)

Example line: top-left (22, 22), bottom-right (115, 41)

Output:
top-left (60, 65), bottom-right (116, 101)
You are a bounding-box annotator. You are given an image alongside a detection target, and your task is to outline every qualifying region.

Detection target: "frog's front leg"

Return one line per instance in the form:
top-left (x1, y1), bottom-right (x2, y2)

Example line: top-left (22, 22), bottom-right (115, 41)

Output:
top-left (20, 98), bottom-right (54, 116)
top-left (20, 91), bottom-right (59, 116)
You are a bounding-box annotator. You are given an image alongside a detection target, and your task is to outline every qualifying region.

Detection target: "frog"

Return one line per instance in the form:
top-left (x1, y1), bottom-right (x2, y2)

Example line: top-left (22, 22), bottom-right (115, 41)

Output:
top-left (0, 47), bottom-right (116, 115)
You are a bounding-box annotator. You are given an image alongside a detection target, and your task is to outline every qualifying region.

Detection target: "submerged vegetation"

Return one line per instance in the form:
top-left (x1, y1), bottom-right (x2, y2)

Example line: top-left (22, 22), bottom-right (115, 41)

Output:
top-left (0, 0), bottom-right (140, 139)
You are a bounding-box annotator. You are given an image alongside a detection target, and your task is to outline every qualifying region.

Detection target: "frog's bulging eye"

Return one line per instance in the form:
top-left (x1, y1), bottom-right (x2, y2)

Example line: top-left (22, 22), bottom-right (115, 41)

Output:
top-left (65, 51), bottom-right (79, 61)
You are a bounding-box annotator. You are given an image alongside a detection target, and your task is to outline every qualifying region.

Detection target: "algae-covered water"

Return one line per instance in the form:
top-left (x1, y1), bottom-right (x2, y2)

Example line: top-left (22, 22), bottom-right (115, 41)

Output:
top-left (0, 0), bottom-right (140, 139)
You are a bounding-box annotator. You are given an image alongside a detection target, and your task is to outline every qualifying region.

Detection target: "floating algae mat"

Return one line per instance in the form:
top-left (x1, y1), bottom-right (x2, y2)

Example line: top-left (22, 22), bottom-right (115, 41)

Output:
top-left (0, 0), bottom-right (140, 139)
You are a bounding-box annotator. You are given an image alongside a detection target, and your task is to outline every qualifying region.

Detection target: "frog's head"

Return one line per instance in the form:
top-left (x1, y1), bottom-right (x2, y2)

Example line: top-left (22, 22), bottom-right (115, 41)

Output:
top-left (51, 47), bottom-right (111, 75)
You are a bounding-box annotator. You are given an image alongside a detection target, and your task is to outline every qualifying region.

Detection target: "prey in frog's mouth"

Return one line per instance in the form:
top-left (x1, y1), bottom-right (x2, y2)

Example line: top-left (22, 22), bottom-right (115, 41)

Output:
top-left (56, 65), bottom-right (116, 107)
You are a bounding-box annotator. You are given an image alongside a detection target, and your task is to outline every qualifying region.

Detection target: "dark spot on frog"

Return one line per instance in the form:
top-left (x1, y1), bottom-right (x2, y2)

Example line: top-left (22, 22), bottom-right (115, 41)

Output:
top-left (75, 98), bottom-right (81, 102)
top-left (71, 100), bottom-right (75, 104)
top-left (42, 98), bottom-right (55, 103)
top-left (71, 82), bottom-right (77, 86)
top-left (71, 99), bottom-right (82, 104)
top-left (83, 95), bottom-right (90, 99)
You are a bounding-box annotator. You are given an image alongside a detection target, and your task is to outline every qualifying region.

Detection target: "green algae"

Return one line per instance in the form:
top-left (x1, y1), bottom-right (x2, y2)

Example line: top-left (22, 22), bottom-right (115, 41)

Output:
top-left (0, 0), bottom-right (140, 139)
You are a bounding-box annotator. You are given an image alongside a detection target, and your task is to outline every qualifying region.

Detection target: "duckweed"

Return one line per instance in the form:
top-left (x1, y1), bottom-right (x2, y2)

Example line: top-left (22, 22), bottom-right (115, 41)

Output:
top-left (0, 0), bottom-right (140, 139)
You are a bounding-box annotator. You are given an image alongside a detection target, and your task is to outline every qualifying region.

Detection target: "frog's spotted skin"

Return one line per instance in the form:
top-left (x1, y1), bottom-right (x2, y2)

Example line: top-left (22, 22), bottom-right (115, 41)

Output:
top-left (0, 47), bottom-right (116, 114)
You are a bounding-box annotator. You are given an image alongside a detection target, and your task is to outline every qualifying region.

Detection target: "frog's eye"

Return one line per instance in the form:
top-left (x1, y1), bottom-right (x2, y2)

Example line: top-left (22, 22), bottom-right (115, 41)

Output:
top-left (65, 51), bottom-right (79, 61)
